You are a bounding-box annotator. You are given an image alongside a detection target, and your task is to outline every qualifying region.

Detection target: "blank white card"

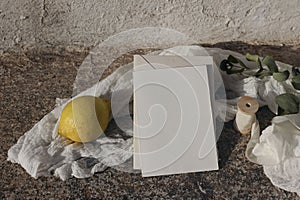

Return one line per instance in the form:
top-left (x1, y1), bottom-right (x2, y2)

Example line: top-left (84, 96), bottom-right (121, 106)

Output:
top-left (133, 55), bottom-right (218, 177)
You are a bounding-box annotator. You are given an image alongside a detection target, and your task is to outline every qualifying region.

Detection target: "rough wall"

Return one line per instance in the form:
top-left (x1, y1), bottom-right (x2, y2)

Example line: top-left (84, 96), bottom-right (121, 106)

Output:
top-left (1, 0), bottom-right (300, 51)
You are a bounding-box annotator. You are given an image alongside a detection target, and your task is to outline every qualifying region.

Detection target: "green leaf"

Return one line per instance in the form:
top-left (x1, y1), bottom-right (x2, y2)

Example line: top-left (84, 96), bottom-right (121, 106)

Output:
top-left (292, 74), bottom-right (300, 90)
top-left (255, 70), bottom-right (272, 78)
top-left (292, 74), bottom-right (300, 83)
top-left (220, 60), bottom-right (232, 71)
top-left (246, 53), bottom-right (263, 69)
top-left (273, 70), bottom-right (290, 82)
top-left (227, 55), bottom-right (239, 63)
top-left (246, 53), bottom-right (259, 62)
top-left (220, 59), bottom-right (245, 75)
top-left (275, 93), bottom-right (300, 115)
top-left (292, 67), bottom-right (300, 76)
top-left (292, 82), bottom-right (300, 90)
top-left (227, 55), bottom-right (249, 69)
top-left (262, 56), bottom-right (279, 73)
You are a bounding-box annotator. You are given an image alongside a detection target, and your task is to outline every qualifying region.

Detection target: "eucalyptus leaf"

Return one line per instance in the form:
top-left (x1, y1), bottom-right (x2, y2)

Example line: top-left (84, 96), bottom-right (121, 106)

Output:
top-left (227, 55), bottom-right (239, 63)
top-left (273, 70), bottom-right (290, 82)
top-left (262, 56), bottom-right (278, 73)
top-left (292, 74), bottom-right (300, 90)
top-left (292, 82), bottom-right (300, 90)
top-left (255, 70), bottom-right (272, 78)
top-left (220, 60), bottom-right (232, 71)
top-left (292, 67), bottom-right (300, 76)
top-left (275, 93), bottom-right (300, 115)
top-left (246, 53), bottom-right (263, 69)
top-left (292, 74), bottom-right (300, 83)
top-left (246, 53), bottom-right (259, 62)
top-left (227, 55), bottom-right (249, 69)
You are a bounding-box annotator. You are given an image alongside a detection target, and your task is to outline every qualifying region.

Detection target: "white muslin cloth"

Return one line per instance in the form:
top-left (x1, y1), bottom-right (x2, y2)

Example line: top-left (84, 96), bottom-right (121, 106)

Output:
top-left (246, 114), bottom-right (300, 195)
top-left (7, 62), bottom-right (136, 180)
top-left (7, 46), bottom-right (300, 195)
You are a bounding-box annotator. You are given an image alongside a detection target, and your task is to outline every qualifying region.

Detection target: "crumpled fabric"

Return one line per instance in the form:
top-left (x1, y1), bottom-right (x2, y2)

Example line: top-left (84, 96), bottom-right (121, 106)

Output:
top-left (246, 114), bottom-right (300, 195)
top-left (7, 62), bottom-right (136, 180)
top-left (7, 45), bottom-right (300, 196)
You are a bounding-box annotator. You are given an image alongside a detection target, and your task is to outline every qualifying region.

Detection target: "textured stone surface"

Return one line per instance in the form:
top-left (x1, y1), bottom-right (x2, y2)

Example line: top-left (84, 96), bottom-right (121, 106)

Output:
top-left (1, 0), bottom-right (300, 51)
top-left (1, 42), bottom-right (300, 199)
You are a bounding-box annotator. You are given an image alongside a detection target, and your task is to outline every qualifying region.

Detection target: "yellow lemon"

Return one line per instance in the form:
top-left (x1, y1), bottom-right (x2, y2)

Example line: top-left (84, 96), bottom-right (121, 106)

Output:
top-left (58, 96), bottom-right (111, 142)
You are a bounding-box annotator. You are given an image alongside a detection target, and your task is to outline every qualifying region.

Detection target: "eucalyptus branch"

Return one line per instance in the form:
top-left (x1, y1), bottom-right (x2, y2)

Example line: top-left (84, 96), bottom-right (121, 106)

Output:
top-left (220, 54), bottom-right (300, 115)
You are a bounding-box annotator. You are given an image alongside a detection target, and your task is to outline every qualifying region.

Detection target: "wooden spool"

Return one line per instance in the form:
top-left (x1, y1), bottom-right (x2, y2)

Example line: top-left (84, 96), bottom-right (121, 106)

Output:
top-left (234, 96), bottom-right (259, 134)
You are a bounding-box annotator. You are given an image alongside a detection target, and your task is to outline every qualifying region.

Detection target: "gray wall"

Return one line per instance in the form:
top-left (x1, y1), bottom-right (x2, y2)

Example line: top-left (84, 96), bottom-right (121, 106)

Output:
top-left (1, 0), bottom-right (300, 51)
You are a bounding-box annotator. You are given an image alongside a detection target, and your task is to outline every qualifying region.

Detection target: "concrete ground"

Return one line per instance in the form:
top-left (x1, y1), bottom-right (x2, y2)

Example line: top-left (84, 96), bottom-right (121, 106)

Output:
top-left (1, 42), bottom-right (300, 199)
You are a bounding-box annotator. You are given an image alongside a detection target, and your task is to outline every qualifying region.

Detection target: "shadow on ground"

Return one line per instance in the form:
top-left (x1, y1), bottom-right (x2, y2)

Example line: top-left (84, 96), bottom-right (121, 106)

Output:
top-left (203, 41), bottom-right (300, 67)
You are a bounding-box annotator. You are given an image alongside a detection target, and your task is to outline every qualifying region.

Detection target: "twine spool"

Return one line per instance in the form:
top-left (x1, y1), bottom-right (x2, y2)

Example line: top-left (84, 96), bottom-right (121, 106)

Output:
top-left (234, 96), bottom-right (259, 134)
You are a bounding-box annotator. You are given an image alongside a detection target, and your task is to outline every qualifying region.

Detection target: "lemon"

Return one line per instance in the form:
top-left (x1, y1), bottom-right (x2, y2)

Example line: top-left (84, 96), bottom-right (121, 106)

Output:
top-left (58, 96), bottom-right (111, 142)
